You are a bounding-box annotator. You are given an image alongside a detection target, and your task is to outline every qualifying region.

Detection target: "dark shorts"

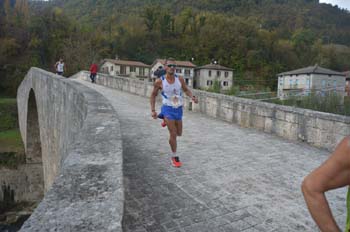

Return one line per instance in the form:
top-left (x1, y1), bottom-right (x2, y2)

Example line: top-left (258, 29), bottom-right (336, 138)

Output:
top-left (56, 71), bottom-right (63, 76)
top-left (160, 105), bottom-right (183, 121)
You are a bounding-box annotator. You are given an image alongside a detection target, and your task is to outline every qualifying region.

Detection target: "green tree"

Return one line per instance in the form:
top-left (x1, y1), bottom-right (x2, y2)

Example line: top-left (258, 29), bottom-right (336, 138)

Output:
top-left (208, 80), bottom-right (221, 93)
top-left (142, 5), bottom-right (158, 32)
top-left (291, 29), bottom-right (317, 65)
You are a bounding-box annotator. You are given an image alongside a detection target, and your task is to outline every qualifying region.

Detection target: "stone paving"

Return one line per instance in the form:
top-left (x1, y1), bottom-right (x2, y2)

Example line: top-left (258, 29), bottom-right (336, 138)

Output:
top-left (76, 79), bottom-right (347, 232)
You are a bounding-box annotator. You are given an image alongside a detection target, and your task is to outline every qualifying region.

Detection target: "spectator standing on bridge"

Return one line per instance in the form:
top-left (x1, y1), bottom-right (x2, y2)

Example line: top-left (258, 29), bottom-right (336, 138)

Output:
top-left (150, 58), bottom-right (198, 168)
top-left (302, 136), bottom-right (350, 232)
top-left (89, 62), bottom-right (98, 83)
top-left (153, 65), bottom-right (167, 127)
top-left (54, 58), bottom-right (65, 76)
top-left (154, 65), bottom-right (166, 79)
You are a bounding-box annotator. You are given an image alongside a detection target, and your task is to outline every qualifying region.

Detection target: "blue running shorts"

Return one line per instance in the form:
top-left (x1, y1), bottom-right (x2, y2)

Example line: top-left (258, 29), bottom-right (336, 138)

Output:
top-left (160, 105), bottom-right (183, 121)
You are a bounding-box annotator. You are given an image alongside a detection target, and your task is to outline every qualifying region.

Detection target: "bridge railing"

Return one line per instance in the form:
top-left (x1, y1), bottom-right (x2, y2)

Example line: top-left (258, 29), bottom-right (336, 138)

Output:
top-left (74, 71), bottom-right (350, 151)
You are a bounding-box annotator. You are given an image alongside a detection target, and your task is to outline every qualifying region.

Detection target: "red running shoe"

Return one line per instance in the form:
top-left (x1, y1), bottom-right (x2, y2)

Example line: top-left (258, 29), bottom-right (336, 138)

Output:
top-left (161, 120), bottom-right (167, 127)
top-left (171, 156), bottom-right (182, 168)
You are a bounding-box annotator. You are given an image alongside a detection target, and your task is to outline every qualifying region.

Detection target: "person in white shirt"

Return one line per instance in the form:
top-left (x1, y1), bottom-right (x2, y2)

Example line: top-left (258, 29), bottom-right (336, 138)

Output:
top-left (55, 58), bottom-right (65, 76)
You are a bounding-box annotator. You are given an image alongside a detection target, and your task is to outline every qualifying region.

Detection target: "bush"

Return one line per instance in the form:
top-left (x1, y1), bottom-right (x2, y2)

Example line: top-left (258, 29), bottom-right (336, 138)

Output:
top-left (207, 80), bottom-right (221, 93)
top-left (0, 152), bottom-right (25, 169)
top-left (227, 85), bottom-right (240, 96)
top-left (0, 98), bottom-right (18, 132)
top-left (267, 91), bottom-right (350, 116)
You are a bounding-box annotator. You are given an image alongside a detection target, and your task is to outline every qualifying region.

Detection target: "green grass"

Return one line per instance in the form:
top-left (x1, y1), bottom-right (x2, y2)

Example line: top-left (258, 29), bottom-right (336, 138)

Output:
top-left (0, 129), bottom-right (24, 153)
top-left (0, 98), bottom-right (17, 104)
top-left (0, 129), bottom-right (25, 169)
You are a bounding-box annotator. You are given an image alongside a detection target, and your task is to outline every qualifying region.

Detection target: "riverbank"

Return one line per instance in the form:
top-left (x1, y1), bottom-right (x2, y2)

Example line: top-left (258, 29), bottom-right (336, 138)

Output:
top-left (0, 97), bottom-right (30, 231)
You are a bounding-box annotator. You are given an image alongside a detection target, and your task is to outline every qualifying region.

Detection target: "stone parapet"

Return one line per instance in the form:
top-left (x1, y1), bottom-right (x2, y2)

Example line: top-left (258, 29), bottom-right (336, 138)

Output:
top-left (75, 71), bottom-right (350, 151)
top-left (17, 68), bottom-right (123, 231)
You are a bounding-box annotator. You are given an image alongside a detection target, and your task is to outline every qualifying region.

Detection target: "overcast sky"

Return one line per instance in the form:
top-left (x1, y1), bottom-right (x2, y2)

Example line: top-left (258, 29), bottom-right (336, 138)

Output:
top-left (319, 0), bottom-right (350, 11)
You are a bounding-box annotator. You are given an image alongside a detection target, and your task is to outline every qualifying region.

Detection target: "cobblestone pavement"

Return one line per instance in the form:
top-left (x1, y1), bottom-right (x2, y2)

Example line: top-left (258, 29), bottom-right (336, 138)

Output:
top-left (76, 80), bottom-right (347, 232)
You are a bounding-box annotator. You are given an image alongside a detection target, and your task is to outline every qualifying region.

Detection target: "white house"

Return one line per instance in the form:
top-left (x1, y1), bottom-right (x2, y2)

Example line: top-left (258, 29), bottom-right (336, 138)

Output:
top-left (194, 64), bottom-right (234, 91)
top-left (277, 65), bottom-right (346, 100)
top-left (150, 59), bottom-right (196, 87)
top-left (100, 58), bottom-right (150, 81)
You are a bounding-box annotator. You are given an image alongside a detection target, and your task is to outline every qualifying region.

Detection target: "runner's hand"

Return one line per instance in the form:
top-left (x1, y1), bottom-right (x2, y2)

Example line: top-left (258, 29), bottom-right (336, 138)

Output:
top-left (192, 96), bottom-right (198, 103)
top-left (151, 111), bottom-right (157, 119)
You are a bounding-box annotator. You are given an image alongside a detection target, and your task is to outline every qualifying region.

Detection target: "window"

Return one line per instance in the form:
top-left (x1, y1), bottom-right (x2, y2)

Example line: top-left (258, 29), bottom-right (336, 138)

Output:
top-left (139, 67), bottom-right (145, 76)
top-left (295, 79), bottom-right (298, 87)
top-left (209, 70), bottom-right (211, 77)
top-left (223, 81), bottom-right (228, 86)
top-left (322, 80), bottom-right (326, 89)
top-left (111, 66), bottom-right (114, 71)
top-left (207, 80), bottom-right (213, 86)
top-left (289, 79), bottom-right (293, 88)
top-left (130, 66), bottom-right (136, 72)
top-left (185, 69), bottom-right (190, 75)
top-left (176, 68), bottom-right (182, 73)
top-left (306, 79), bottom-right (310, 89)
top-left (225, 72), bottom-right (229, 78)
top-left (217, 71), bottom-right (221, 77)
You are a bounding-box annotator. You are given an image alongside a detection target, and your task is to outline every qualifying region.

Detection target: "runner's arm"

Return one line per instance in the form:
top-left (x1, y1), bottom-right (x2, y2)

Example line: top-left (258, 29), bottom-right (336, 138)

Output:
top-left (302, 136), bottom-right (350, 232)
top-left (150, 79), bottom-right (162, 118)
top-left (179, 76), bottom-right (198, 103)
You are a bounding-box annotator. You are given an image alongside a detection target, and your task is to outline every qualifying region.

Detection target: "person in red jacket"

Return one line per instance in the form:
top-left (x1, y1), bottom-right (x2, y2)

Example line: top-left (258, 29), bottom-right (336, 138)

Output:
top-left (89, 63), bottom-right (98, 83)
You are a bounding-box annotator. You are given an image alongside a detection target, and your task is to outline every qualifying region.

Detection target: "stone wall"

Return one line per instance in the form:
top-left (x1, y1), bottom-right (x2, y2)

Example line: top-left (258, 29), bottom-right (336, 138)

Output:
top-left (17, 68), bottom-right (123, 231)
top-left (75, 71), bottom-right (350, 151)
top-left (0, 164), bottom-right (43, 203)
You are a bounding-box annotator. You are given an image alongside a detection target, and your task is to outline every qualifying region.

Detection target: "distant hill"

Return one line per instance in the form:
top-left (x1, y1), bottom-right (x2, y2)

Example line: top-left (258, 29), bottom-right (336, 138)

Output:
top-left (32, 0), bottom-right (350, 46)
top-left (12, 0), bottom-right (347, 92)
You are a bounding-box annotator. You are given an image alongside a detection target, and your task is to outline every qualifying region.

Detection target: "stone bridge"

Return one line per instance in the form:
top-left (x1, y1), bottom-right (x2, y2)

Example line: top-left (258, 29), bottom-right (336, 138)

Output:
top-left (15, 67), bottom-right (350, 231)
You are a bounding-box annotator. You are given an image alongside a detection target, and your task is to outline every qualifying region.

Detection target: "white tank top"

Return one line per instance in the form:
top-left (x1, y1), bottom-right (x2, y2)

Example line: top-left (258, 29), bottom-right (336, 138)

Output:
top-left (57, 62), bottom-right (64, 72)
top-left (161, 75), bottom-right (183, 108)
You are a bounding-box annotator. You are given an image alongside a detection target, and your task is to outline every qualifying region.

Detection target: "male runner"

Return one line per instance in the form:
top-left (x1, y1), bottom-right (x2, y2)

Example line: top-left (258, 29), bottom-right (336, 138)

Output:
top-left (150, 58), bottom-right (198, 167)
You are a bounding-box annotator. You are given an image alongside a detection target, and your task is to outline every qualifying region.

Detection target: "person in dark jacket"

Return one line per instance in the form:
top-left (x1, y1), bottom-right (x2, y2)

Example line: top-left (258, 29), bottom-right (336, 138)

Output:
top-left (154, 66), bottom-right (166, 78)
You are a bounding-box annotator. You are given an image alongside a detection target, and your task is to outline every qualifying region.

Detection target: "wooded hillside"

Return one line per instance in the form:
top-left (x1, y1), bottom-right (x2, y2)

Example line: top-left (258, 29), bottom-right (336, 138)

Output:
top-left (1, 0), bottom-right (349, 96)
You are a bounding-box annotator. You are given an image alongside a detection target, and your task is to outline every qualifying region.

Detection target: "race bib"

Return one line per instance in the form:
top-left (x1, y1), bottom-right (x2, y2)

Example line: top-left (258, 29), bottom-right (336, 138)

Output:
top-left (171, 95), bottom-right (182, 108)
